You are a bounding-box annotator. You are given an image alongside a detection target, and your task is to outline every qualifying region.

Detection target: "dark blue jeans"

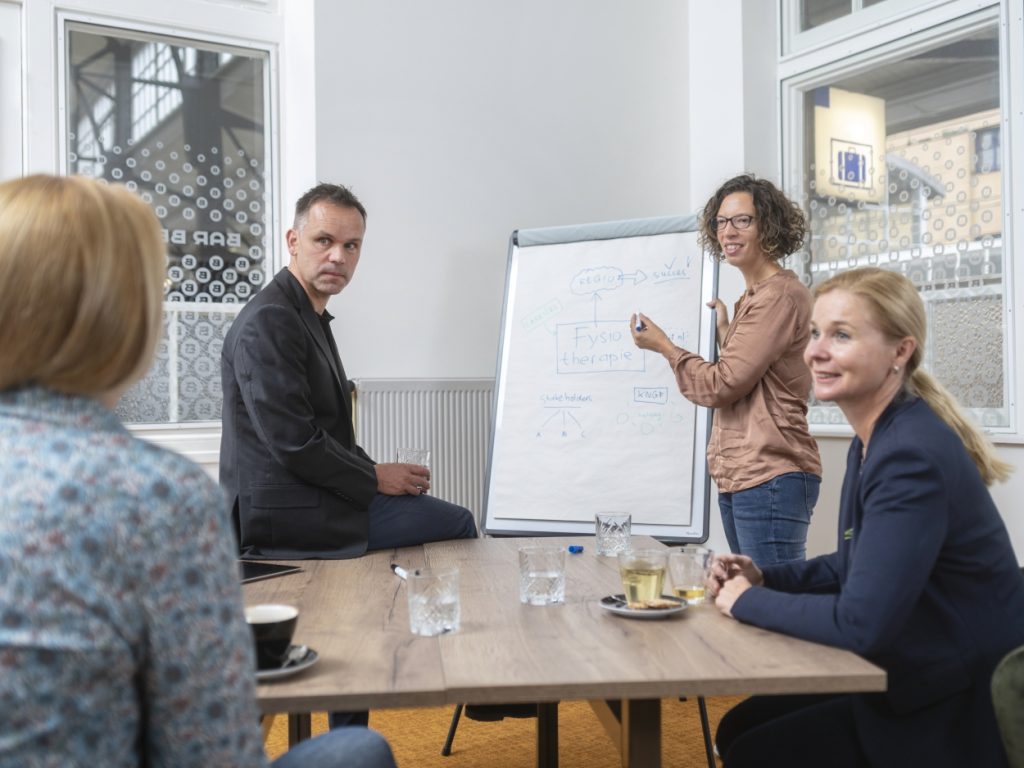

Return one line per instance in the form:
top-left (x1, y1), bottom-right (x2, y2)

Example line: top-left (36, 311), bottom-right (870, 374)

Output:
top-left (366, 492), bottom-right (478, 550)
top-left (716, 694), bottom-right (868, 767)
top-left (718, 472), bottom-right (819, 567)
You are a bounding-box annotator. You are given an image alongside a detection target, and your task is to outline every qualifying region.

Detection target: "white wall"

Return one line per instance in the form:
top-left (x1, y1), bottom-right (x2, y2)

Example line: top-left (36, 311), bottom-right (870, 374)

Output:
top-left (313, 0), bottom-right (691, 379)
top-left (251, 0), bottom-right (1024, 561)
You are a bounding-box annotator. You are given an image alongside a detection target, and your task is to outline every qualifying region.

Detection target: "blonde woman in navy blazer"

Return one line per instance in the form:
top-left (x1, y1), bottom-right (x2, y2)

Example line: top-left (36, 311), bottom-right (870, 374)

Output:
top-left (707, 267), bottom-right (1024, 767)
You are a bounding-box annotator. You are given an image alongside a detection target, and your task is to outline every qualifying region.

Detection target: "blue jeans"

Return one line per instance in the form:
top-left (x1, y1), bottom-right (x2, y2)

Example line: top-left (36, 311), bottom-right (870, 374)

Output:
top-left (718, 472), bottom-right (819, 567)
top-left (272, 726), bottom-right (396, 768)
top-left (366, 492), bottom-right (478, 550)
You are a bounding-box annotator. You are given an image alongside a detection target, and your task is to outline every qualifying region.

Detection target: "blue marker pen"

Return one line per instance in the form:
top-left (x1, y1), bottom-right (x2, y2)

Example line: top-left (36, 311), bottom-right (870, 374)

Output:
top-left (568, 544), bottom-right (584, 554)
top-left (635, 311), bottom-right (644, 332)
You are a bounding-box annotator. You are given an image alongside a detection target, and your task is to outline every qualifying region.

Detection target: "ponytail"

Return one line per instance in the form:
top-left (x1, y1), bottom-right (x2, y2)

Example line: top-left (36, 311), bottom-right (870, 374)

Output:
top-left (907, 369), bottom-right (1012, 486)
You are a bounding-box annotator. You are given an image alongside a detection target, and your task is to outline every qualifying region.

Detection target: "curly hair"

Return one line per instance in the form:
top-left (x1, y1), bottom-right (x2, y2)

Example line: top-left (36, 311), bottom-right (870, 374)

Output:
top-left (697, 174), bottom-right (806, 263)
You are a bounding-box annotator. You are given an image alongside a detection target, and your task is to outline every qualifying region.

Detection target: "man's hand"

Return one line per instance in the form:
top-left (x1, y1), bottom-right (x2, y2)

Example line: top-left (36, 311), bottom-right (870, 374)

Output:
top-left (375, 463), bottom-right (431, 496)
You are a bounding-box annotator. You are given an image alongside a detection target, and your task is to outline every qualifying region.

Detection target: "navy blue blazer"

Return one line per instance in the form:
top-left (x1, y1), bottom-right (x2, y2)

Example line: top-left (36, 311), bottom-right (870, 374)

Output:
top-left (220, 268), bottom-right (378, 558)
top-left (732, 394), bottom-right (1024, 767)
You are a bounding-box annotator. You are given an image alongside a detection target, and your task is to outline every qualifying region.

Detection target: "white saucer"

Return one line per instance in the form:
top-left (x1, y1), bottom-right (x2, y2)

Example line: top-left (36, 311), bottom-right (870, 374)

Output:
top-left (256, 646), bottom-right (319, 681)
top-left (599, 594), bottom-right (687, 620)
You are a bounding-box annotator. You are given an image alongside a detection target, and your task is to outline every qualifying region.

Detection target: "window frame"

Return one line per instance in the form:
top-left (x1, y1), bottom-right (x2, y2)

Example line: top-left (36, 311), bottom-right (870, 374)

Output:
top-left (0, 2), bottom-right (22, 180)
top-left (13, 0), bottom-right (313, 470)
top-left (779, 0), bottom-right (1023, 441)
top-left (780, 0), bottom-right (975, 59)
top-left (57, 18), bottom-right (277, 428)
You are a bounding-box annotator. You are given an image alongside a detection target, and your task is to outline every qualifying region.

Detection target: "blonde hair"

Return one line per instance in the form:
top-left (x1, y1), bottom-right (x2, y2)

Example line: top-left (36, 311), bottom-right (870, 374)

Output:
top-left (0, 175), bottom-right (166, 398)
top-left (815, 267), bottom-right (1011, 485)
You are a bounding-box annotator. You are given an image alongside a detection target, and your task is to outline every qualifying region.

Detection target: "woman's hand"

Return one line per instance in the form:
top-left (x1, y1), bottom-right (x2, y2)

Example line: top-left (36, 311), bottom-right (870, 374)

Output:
top-left (706, 554), bottom-right (762, 617)
top-left (706, 299), bottom-right (730, 343)
top-left (630, 313), bottom-right (675, 356)
top-left (715, 575), bottom-right (752, 618)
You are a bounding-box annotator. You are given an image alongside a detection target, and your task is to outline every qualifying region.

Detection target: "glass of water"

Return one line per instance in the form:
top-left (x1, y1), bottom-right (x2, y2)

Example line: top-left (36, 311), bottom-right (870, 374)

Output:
top-left (407, 567), bottom-right (460, 636)
top-left (396, 448), bottom-right (431, 469)
top-left (518, 545), bottom-right (566, 605)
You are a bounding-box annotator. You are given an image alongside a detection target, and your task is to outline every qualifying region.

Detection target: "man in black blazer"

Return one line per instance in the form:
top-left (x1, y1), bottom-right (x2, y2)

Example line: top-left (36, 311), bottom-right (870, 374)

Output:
top-left (220, 183), bottom-right (476, 560)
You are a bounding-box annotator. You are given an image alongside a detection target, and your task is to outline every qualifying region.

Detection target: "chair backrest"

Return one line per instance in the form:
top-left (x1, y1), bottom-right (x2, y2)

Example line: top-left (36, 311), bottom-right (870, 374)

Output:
top-left (993, 643), bottom-right (1024, 768)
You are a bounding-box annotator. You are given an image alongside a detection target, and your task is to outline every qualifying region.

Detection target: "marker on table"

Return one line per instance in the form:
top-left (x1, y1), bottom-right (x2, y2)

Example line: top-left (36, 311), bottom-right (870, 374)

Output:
top-left (391, 564), bottom-right (411, 580)
top-left (635, 311), bottom-right (644, 332)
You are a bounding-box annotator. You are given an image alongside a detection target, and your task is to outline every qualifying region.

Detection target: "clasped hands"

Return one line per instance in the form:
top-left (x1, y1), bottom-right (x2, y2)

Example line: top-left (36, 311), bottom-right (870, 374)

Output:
top-left (375, 463), bottom-right (431, 496)
top-left (705, 554), bottom-right (763, 618)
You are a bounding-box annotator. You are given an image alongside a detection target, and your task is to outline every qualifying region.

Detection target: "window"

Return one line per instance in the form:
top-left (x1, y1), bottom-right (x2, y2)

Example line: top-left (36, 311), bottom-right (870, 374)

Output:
top-left (65, 24), bottom-right (272, 424)
top-left (783, 13), bottom-right (1009, 429)
top-left (783, 0), bottom-right (950, 56)
top-left (801, 0), bottom-right (854, 31)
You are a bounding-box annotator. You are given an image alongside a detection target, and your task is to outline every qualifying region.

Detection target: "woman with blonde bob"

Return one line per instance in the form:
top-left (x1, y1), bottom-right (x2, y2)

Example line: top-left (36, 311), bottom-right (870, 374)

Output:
top-left (707, 267), bottom-right (1024, 767)
top-left (0, 175), bottom-right (395, 768)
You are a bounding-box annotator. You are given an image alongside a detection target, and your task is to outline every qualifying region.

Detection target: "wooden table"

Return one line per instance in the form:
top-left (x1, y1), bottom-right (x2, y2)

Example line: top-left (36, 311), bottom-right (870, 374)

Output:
top-left (244, 536), bottom-right (885, 767)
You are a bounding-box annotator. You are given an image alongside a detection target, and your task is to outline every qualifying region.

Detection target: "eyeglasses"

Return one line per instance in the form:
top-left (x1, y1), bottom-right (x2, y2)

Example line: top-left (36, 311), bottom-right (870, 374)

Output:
top-left (712, 214), bottom-right (756, 231)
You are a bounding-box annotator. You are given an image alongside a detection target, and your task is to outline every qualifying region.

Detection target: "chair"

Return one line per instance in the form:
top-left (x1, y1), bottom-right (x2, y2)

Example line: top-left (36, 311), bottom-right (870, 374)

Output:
top-left (441, 698), bottom-right (715, 767)
top-left (993, 567), bottom-right (1024, 767)
top-left (695, 696), bottom-right (716, 768)
top-left (993, 643), bottom-right (1024, 768)
top-left (441, 703), bottom-right (538, 756)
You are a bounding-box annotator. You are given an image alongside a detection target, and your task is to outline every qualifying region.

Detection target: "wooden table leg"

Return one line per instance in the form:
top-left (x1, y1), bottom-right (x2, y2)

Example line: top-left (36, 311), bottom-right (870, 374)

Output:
top-left (288, 713), bottom-right (312, 747)
top-left (621, 699), bottom-right (661, 767)
top-left (537, 702), bottom-right (559, 768)
top-left (589, 698), bottom-right (662, 767)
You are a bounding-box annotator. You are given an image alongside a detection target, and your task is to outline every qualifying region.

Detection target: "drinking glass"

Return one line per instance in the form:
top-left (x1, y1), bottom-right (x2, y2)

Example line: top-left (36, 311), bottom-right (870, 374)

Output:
top-left (518, 545), bottom-right (566, 605)
top-left (617, 548), bottom-right (667, 604)
top-left (595, 512), bottom-right (631, 556)
top-left (668, 545), bottom-right (715, 605)
top-left (407, 567), bottom-right (460, 636)
top-left (396, 448), bottom-right (431, 469)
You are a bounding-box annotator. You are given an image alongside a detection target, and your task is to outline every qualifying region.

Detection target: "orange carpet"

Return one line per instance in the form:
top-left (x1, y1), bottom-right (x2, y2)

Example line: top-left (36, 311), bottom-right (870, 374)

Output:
top-left (264, 697), bottom-right (741, 766)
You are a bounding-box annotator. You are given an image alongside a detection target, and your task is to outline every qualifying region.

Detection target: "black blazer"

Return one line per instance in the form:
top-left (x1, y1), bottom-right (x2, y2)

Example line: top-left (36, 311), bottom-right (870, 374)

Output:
top-left (732, 395), bottom-right (1024, 767)
top-left (220, 268), bottom-right (378, 558)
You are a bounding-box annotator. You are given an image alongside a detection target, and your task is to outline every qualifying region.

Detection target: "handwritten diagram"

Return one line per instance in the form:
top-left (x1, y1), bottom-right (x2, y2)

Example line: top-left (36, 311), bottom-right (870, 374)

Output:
top-left (487, 224), bottom-right (710, 533)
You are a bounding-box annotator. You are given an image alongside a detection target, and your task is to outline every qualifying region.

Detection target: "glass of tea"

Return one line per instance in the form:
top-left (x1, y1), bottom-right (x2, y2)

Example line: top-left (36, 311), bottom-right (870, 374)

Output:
top-left (668, 545), bottom-right (715, 605)
top-left (617, 548), bottom-right (668, 605)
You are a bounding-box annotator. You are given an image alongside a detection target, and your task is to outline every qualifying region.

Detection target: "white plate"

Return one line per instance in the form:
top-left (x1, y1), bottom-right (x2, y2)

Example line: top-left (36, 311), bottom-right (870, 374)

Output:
top-left (256, 646), bottom-right (319, 681)
top-left (599, 594), bottom-right (687, 619)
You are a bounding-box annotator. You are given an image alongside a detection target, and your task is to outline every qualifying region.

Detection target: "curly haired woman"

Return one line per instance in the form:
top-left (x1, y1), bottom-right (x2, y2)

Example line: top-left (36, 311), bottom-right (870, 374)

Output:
top-left (632, 174), bottom-right (821, 566)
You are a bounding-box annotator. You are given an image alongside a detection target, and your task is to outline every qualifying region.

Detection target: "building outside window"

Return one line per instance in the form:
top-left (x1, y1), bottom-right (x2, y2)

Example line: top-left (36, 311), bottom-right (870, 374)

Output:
top-left (782, 11), bottom-right (1008, 428)
top-left (65, 23), bottom-right (272, 425)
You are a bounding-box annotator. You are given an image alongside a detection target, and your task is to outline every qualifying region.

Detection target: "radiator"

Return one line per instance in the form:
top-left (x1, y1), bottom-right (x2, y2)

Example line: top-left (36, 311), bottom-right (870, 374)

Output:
top-left (353, 378), bottom-right (495, 519)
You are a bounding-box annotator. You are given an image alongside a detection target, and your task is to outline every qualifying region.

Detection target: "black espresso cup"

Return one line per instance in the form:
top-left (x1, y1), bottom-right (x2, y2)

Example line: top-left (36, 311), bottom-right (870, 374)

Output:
top-left (244, 603), bottom-right (299, 670)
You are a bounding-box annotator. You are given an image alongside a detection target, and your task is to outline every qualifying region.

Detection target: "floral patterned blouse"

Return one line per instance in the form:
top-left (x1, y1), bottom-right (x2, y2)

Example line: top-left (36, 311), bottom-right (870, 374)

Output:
top-left (0, 387), bottom-right (268, 767)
